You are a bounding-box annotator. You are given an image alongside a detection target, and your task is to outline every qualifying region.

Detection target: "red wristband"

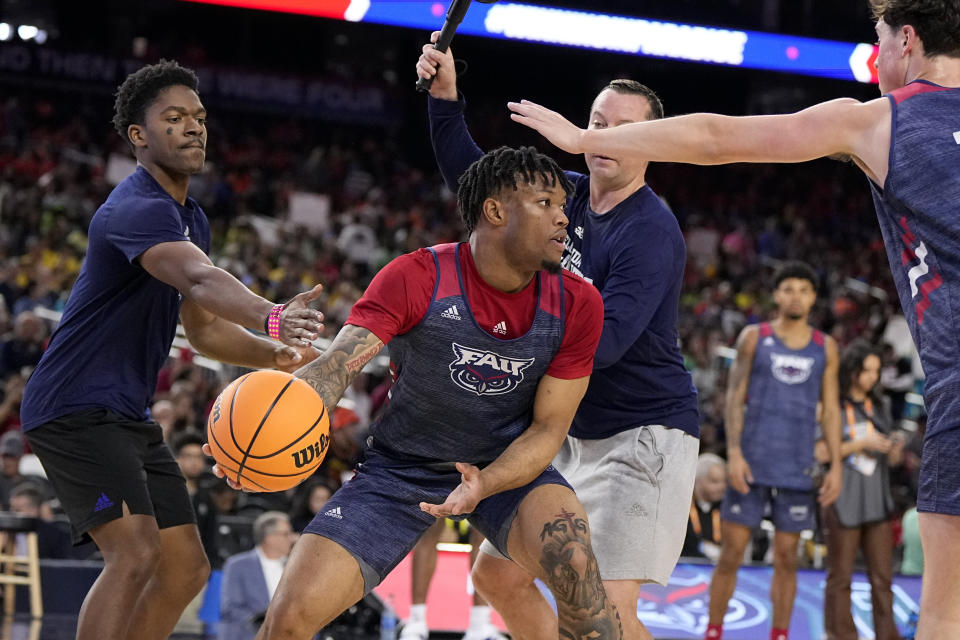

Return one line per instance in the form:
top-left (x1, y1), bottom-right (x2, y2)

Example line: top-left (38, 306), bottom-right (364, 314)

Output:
top-left (267, 304), bottom-right (285, 340)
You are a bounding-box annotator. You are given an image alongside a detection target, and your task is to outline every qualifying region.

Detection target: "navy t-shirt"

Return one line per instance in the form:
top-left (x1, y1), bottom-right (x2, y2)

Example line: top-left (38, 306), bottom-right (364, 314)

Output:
top-left (21, 167), bottom-right (211, 430)
top-left (428, 95), bottom-right (699, 438)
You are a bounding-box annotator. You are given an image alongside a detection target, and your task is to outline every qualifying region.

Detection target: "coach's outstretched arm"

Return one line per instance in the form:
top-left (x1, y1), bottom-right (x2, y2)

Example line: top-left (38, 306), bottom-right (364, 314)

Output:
top-left (420, 373), bottom-right (590, 518)
top-left (507, 98), bottom-right (892, 184)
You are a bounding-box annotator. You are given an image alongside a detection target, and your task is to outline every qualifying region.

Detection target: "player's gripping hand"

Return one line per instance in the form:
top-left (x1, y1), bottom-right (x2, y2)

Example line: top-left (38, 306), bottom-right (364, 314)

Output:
top-left (727, 450), bottom-right (754, 495)
top-left (508, 100), bottom-right (586, 155)
top-left (818, 465), bottom-right (843, 507)
top-left (420, 462), bottom-right (485, 517)
top-left (278, 284), bottom-right (325, 348)
top-left (201, 443), bottom-right (248, 492)
top-left (416, 31), bottom-right (458, 101)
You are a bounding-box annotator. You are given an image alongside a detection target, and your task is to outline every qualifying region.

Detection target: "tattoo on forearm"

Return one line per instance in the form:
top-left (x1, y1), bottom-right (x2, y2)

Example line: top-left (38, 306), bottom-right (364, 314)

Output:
top-left (540, 509), bottom-right (623, 640)
top-left (295, 326), bottom-right (383, 410)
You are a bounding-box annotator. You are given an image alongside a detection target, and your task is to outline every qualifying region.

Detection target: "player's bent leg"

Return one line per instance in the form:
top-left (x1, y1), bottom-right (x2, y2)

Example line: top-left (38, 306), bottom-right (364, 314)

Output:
top-left (708, 521), bottom-right (752, 626)
top-left (79, 513), bottom-right (163, 640)
top-left (257, 533), bottom-right (365, 640)
top-left (916, 512), bottom-right (960, 640)
top-left (602, 580), bottom-right (652, 640)
top-left (506, 483), bottom-right (622, 640)
top-left (403, 519), bottom-right (445, 640)
top-left (125, 523), bottom-right (211, 640)
top-left (770, 530), bottom-right (801, 630)
top-left (472, 543), bottom-right (555, 640)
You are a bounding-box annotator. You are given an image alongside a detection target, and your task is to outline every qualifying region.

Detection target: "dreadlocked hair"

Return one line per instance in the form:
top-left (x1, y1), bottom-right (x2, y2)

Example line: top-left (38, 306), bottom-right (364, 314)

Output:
top-left (456, 146), bottom-right (573, 235)
top-left (112, 59), bottom-right (199, 145)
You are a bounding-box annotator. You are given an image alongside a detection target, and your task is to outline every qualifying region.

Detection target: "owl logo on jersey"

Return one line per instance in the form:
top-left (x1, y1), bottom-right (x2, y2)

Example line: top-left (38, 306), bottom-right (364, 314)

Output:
top-left (770, 353), bottom-right (815, 385)
top-left (449, 343), bottom-right (535, 396)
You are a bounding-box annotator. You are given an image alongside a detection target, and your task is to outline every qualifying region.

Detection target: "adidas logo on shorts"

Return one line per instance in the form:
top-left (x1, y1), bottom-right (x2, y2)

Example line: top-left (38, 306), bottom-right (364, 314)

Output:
top-left (324, 506), bottom-right (343, 520)
top-left (441, 305), bottom-right (462, 320)
top-left (94, 492), bottom-right (115, 513)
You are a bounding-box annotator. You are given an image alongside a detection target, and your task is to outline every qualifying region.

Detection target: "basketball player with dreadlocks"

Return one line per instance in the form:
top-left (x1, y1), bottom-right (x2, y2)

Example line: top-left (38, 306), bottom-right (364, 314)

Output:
top-left (233, 146), bottom-right (621, 640)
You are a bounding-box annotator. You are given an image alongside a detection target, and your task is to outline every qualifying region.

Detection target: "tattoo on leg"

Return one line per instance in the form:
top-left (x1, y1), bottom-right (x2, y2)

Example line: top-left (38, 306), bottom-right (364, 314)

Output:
top-left (540, 508), bottom-right (623, 639)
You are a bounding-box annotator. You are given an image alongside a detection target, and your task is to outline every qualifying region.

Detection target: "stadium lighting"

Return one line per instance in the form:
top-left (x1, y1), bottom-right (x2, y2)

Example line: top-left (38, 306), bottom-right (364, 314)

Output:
top-left (0, 23), bottom-right (11, 41)
top-left (34, 28), bottom-right (48, 44)
top-left (17, 24), bottom-right (39, 40)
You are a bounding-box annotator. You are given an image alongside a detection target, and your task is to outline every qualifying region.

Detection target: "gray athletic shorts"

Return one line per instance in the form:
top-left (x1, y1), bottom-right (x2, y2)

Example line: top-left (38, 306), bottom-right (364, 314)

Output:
top-left (481, 425), bottom-right (698, 585)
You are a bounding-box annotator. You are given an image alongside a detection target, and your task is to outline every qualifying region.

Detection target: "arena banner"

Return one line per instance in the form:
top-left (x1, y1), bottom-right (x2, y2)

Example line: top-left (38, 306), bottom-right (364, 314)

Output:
top-left (0, 43), bottom-right (401, 124)
top-left (181, 0), bottom-right (880, 84)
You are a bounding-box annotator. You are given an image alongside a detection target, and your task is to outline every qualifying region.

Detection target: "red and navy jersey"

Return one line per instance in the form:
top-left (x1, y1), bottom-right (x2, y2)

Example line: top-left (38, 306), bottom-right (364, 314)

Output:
top-left (870, 80), bottom-right (960, 440)
top-left (347, 242), bottom-right (603, 463)
top-left (742, 323), bottom-right (827, 490)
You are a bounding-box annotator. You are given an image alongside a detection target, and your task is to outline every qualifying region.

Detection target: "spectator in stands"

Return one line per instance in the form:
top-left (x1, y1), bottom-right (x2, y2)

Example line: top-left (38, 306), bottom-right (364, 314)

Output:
top-left (817, 339), bottom-right (903, 640)
top-left (683, 453), bottom-right (727, 562)
top-left (288, 477), bottom-right (336, 532)
top-left (219, 512), bottom-right (297, 640)
top-left (172, 431), bottom-right (219, 567)
top-left (0, 310), bottom-right (46, 379)
top-left (0, 430), bottom-right (25, 508)
top-left (8, 482), bottom-right (72, 559)
top-left (151, 399), bottom-right (176, 443)
top-left (0, 372), bottom-right (25, 436)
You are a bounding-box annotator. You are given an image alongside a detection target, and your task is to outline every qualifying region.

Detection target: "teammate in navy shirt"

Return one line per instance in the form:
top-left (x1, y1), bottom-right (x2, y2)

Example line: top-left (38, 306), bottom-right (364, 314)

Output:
top-left (231, 147), bottom-right (618, 640)
top-left (709, 263), bottom-right (842, 640)
top-left (508, 1), bottom-right (960, 636)
top-left (20, 61), bottom-right (323, 640)
top-left (417, 36), bottom-right (699, 640)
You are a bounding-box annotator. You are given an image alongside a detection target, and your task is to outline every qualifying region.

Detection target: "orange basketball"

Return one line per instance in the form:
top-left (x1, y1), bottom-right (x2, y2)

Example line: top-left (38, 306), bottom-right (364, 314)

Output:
top-left (206, 370), bottom-right (330, 492)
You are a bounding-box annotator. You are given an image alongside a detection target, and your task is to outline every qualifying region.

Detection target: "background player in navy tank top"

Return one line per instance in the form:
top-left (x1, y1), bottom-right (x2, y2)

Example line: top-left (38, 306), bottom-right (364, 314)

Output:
top-left (417, 37), bottom-right (699, 640)
top-left (214, 147), bottom-right (623, 640)
top-left (707, 262), bottom-right (843, 640)
top-left (507, 1), bottom-right (960, 636)
top-left (19, 61), bottom-right (324, 640)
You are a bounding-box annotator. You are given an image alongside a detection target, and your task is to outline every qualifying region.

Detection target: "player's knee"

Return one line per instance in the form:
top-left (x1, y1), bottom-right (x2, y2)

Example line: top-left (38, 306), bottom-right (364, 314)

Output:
top-left (107, 539), bottom-right (162, 585)
top-left (716, 544), bottom-right (742, 572)
top-left (472, 553), bottom-right (531, 601)
top-left (261, 598), bottom-right (315, 639)
top-left (773, 545), bottom-right (797, 572)
top-left (185, 553), bottom-right (211, 594)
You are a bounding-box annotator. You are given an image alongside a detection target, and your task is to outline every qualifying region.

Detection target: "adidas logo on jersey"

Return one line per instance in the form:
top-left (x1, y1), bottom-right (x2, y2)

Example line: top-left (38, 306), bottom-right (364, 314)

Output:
top-left (493, 321), bottom-right (507, 335)
top-left (441, 305), bottom-right (462, 320)
top-left (954, 130), bottom-right (960, 145)
top-left (575, 225), bottom-right (584, 239)
top-left (324, 506), bottom-right (343, 520)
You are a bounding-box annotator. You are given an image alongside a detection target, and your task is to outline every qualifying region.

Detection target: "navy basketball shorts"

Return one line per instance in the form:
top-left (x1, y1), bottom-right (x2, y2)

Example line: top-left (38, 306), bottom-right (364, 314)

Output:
top-left (304, 448), bottom-right (572, 593)
top-left (25, 408), bottom-right (196, 545)
top-left (917, 427), bottom-right (960, 516)
top-left (720, 484), bottom-right (816, 532)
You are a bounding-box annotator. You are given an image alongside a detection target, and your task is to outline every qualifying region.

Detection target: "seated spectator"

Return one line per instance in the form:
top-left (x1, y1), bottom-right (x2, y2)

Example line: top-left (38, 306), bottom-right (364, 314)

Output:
top-left (219, 512), bottom-right (296, 640)
top-left (0, 310), bottom-right (46, 379)
top-left (0, 430), bottom-right (25, 508)
top-left (682, 453), bottom-right (726, 562)
top-left (288, 477), bottom-right (336, 532)
top-left (8, 482), bottom-right (72, 559)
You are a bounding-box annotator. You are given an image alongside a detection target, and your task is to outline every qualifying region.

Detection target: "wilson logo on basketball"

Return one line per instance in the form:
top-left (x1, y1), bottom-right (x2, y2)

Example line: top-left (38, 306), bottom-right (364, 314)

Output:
top-left (448, 343), bottom-right (535, 396)
top-left (211, 397), bottom-right (222, 424)
top-left (291, 433), bottom-right (330, 469)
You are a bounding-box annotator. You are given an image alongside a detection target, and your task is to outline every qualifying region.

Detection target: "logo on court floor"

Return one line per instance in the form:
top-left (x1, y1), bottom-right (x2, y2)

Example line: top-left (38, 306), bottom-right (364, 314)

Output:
top-left (448, 343), bottom-right (535, 396)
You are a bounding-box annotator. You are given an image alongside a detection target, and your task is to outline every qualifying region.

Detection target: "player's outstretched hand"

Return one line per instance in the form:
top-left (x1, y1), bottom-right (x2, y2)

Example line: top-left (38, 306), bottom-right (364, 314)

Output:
top-left (420, 462), bottom-right (485, 518)
top-left (201, 443), bottom-right (244, 491)
top-left (416, 31), bottom-right (458, 101)
top-left (279, 284), bottom-right (325, 348)
top-left (818, 465), bottom-right (843, 507)
top-left (727, 450), bottom-right (754, 495)
top-left (508, 100), bottom-right (586, 154)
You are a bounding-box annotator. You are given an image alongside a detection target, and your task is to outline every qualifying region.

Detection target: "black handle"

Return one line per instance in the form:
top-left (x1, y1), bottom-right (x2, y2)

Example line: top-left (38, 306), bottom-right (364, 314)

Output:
top-left (416, 0), bottom-right (473, 92)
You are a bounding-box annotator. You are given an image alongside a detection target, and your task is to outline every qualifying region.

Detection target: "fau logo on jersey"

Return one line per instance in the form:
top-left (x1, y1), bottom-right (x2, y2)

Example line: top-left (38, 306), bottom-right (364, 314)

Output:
top-left (449, 343), bottom-right (535, 396)
top-left (769, 353), bottom-right (815, 385)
